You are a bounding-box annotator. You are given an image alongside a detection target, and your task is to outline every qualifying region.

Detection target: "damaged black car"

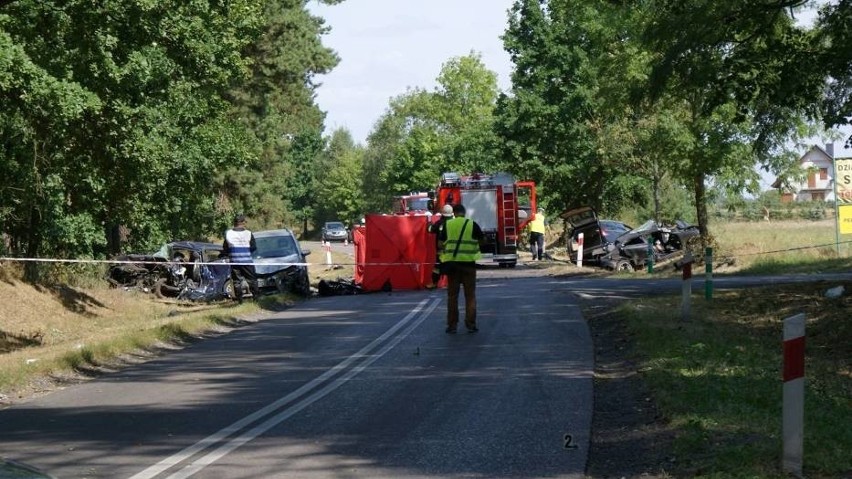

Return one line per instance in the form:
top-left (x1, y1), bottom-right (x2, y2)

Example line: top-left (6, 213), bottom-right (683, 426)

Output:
top-left (600, 219), bottom-right (700, 272)
top-left (105, 241), bottom-right (233, 301)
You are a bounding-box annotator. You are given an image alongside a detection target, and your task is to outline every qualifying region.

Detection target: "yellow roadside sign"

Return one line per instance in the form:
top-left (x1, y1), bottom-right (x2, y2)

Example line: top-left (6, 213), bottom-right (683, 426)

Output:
top-left (836, 158), bottom-right (852, 205)
top-left (839, 205), bottom-right (852, 235)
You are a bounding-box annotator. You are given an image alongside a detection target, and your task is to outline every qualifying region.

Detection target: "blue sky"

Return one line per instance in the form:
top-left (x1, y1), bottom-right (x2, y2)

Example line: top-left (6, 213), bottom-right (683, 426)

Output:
top-left (310, 0), bottom-right (850, 168)
top-left (310, 0), bottom-right (514, 145)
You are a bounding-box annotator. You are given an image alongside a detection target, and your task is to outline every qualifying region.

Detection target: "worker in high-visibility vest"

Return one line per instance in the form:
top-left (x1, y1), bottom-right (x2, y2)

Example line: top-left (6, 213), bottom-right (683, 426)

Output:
top-left (528, 207), bottom-right (546, 261)
top-left (439, 203), bottom-right (483, 334)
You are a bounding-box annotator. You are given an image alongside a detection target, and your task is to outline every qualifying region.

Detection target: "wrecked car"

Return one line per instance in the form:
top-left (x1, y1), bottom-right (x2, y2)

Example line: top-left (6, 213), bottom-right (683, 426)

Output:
top-left (105, 241), bottom-right (233, 301)
top-left (600, 219), bottom-right (700, 272)
top-left (561, 206), bottom-right (632, 265)
top-left (252, 229), bottom-right (311, 297)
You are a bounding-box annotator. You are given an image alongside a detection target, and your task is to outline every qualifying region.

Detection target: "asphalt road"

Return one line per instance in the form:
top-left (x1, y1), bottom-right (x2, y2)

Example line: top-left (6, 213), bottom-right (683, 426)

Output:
top-left (2, 260), bottom-right (849, 478)
top-left (0, 271), bottom-right (594, 479)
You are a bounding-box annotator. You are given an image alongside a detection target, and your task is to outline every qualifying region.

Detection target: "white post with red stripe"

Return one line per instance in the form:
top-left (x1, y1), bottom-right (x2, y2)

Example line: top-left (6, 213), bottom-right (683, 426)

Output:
top-left (324, 241), bottom-right (333, 269)
top-left (783, 313), bottom-right (805, 478)
top-left (576, 233), bottom-right (584, 268)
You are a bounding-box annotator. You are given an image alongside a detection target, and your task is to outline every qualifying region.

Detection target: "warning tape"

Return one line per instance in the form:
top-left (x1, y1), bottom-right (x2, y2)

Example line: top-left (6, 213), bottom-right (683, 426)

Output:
top-left (2, 239), bottom-right (849, 268)
top-left (0, 257), bottom-right (425, 268)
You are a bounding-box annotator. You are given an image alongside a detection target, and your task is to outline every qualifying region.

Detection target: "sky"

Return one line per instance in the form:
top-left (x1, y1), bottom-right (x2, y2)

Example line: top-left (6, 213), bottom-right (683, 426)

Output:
top-left (309, 0), bottom-right (515, 145)
top-left (309, 0), bottom-right (851, 168)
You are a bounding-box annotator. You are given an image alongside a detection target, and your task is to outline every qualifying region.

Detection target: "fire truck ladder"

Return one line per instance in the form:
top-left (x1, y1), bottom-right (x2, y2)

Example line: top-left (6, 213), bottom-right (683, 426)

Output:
top-left (502, 190), bottom-right (517, 247)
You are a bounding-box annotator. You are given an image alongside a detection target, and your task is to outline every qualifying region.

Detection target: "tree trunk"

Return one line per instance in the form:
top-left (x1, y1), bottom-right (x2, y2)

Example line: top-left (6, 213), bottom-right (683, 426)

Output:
top-left (24, 205), bottom-right (41, 282)
top-left (693, 172), bottom-right (709, 244)
top-left (652, 161), bottom-right (661, 224)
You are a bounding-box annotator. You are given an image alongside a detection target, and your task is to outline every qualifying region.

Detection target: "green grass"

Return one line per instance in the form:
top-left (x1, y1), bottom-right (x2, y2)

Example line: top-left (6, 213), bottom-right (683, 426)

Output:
top-left (613, 282), bottom-right (851, 478)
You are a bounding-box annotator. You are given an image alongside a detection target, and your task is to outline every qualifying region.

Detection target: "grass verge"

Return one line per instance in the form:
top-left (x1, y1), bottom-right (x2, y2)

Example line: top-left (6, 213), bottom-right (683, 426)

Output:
top-left (610, 280), bottom-right (851, 478)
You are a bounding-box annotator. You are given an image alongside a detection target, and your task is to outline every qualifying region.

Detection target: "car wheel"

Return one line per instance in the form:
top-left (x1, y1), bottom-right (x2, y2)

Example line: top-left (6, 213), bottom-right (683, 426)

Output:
top-left (296, 273), bottom-right (311, 296)
top-left (154, 278), bottom-right (180, 298)
top-left (223, 279), bottom-right (235, 299)
top-left (614, 260), bottom-right (633, 272)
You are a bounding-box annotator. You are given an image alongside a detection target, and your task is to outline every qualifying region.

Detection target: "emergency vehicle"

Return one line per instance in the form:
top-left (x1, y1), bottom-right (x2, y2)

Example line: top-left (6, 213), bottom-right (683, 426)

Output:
top-left (434, 172), bottom-right (536, 268)
top-left (392, 192), bottom-right (433, 216)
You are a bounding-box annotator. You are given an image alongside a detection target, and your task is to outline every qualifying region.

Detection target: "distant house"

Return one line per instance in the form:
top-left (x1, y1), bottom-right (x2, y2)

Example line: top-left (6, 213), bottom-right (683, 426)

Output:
top-left (772, 144), bottom-right (838, 203)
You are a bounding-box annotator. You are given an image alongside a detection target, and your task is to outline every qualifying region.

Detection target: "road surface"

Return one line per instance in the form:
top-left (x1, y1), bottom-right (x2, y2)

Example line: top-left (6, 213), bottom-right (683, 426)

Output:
top-left (0, 272), bottom-right (594, 478)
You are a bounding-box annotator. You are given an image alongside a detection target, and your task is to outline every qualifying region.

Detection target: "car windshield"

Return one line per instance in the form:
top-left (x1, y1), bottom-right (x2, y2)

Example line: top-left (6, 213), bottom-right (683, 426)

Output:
top-left (254, 235), bottom-right (298, 259)
top-left (628, 220), bottom-right (658, 236)
top-left (326, 222), bottom-right (345, 230)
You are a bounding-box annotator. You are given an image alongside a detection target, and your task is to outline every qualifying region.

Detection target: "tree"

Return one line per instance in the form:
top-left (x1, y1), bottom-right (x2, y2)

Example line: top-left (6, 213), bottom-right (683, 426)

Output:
top-left (363, 53), bottom-right (501, 211)
top-left (1, 0), bottom-right (262, 267)
top-left (641, 0), bottom-right (829, 237)
top-left (315, 128), bottom-right (365, 227)
top-left (817, 0), bottom-right (852, 144)
top-left (221, 0), bottom-right (343, 232)
top-left (498, 0), bottom-right (653, 215)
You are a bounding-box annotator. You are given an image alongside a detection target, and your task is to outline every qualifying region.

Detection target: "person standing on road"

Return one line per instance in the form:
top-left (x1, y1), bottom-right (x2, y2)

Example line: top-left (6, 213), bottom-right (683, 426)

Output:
top-left (425, 204), bottom-right (454, 290)
top-left (223, 214), bottom-right (260, 303)
top-left (439, 203), bottom-right (483, 334)
top-left (528, 207), bottom-right (546, 261)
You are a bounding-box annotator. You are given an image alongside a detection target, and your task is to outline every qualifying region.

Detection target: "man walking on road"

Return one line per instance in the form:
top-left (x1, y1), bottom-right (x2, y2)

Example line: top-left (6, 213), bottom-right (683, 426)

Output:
top-left (223, 214), bottom-right (260, 303)
top-left (439, 203), bottom-right (483, 334)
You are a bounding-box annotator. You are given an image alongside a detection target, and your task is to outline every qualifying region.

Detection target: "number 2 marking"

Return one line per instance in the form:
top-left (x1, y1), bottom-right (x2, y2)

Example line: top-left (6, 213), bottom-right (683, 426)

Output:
top-left (563, 433), bottom-right (578, 449)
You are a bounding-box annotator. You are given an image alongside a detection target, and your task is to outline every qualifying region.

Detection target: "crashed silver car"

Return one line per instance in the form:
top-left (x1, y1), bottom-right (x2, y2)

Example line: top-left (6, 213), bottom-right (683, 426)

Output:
top-left (252, 229), bottom-right (311, 297)
top-left (600, 219), bottom-right (700, 272)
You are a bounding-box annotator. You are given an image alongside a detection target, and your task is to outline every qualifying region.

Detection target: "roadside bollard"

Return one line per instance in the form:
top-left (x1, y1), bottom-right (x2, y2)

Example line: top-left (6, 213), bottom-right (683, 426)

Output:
top-left (783, 313), bottom-right (806, 478)
top-left (705, 247), bottom-right (713, 300)
top-left (324, 242), bottom-right (332, 269)
top-left (576, 233), bottom-right (584, 268)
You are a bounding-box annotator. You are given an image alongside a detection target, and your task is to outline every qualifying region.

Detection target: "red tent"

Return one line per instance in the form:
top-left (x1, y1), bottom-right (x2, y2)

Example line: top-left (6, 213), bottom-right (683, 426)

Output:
top-left (354, 214), bottom-right (437, 291)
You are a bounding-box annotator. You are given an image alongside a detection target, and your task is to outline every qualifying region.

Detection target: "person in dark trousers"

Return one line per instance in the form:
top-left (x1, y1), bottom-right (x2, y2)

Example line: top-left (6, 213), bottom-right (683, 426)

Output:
top-left (223, 213), bottom-right (260, 302)
top-left (425, 204), bottom-right (454, 289)
top-left (439, 203), bottom-right (483, 334)
top-left (528, 207), bottom-right (546, 261)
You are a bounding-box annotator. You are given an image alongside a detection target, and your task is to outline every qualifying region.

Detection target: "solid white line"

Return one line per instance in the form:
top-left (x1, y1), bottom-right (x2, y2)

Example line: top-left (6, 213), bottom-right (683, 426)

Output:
top-left (128, 297), bottom-right (434, 479)
top-left (167, 297), bottom-right (440, 478)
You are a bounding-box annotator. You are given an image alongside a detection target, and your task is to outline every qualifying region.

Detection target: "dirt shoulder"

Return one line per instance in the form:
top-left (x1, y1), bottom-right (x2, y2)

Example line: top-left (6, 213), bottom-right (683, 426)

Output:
top-left (581, 297), bottom-right (677, 479)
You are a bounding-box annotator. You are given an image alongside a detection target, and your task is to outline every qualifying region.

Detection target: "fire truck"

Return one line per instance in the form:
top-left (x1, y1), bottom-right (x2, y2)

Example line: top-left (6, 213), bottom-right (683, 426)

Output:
top-left (434, 172), bottom-right (536, 268)
top-left (392, 192), bottom-right (432, 215)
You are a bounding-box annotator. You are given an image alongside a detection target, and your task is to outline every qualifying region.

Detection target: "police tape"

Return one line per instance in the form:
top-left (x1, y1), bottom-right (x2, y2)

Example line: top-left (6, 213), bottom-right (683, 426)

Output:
top-left (0, 257), bottom-right (421, 267)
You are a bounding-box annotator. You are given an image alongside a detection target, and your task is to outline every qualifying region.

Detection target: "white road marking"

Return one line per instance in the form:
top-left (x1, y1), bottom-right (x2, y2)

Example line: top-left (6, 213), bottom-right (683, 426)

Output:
top-left (129, 297), bottom-right (439, 479)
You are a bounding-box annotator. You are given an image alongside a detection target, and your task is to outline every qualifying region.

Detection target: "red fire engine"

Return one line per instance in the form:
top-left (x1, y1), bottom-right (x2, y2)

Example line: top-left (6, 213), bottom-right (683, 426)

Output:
top-left (434, 172), bottom-right (536, 268)
top-left (353, 172), bottom-right (535, 292)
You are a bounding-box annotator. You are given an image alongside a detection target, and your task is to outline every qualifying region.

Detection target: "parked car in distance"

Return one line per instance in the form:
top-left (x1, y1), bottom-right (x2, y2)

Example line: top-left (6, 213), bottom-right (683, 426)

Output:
top-left (600, 219), bottom-right (700, 272)
top-left (252, 228), bottom-right (311, 296)
top-left (321, 221), bottom-right (349, 242)
top-left (561, 206), bottom-right (632, 265)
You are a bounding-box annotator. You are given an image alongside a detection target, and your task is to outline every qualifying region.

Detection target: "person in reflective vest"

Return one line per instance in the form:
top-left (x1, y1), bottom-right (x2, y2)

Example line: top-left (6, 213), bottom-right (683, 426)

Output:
top-left (438, 203), bottom-right (483, 334)
top-left (528, 207), bottom-right (546, 261)
top-left (223, 214), bottom-right (260, 302)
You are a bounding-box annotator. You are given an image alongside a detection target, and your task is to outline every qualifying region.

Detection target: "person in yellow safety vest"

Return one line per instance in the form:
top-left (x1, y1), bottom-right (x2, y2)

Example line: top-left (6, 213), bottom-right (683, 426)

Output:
top-left (438, 203), bottom-right (484, 334)
top-left (425, 204), bottom-right (454, 290)
top-left (528, 207), bottom-right (546, 261)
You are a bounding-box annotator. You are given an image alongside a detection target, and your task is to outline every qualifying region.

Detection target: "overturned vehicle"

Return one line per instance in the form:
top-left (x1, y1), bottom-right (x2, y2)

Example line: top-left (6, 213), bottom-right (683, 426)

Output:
top-left (600, 219), bottom-right (700, 272)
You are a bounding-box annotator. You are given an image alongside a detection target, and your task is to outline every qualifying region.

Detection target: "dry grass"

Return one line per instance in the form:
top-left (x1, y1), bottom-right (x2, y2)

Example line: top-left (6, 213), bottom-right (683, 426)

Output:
top-left (0, 265), bottom-right (257, 402)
